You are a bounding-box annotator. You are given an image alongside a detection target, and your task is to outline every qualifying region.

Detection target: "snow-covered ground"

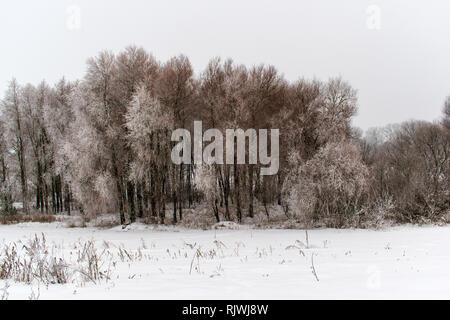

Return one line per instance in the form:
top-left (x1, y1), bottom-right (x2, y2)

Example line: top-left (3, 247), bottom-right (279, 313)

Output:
top-left (0, 221), bottom-right (449, 300)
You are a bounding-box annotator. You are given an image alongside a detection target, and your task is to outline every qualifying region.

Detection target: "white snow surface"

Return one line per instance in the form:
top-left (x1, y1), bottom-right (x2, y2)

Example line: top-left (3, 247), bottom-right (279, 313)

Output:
top-left (0, 222), bottom-right (449, 300)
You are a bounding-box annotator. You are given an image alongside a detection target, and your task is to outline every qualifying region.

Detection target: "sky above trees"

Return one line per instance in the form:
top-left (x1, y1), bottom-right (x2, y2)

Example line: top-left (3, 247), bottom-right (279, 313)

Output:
top-left (0, 0), bottom-right (449, 130)
top-left (1, 46), bottom-right (447, 226)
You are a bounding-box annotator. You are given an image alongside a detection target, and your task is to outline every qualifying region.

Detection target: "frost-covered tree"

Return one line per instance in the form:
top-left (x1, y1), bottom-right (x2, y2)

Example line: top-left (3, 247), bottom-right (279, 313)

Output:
top-left (371, 121), bottom-right (449, 221)
top-left (21, 82), bottom-right (59, 213)
top-left (0, 120), bottom-right (14, 214)
top-left (0, 46), bottom-right (447, 227)
top-left (199, 59), bottom-right (249, 222)
top-left (65, 51), bottom-right (130, 221)
top-left (317, 77), bottom-right (358, 144)
top-left (157, 54), bottom-right (195, 222)
top-left (285, 141), bottom-right (369, 227)
top-left (45, 78), bottom-right (75, 214)
top-left (116, 46), bottom-right (160, 221)
top-left (443, 96), bottom-right (450, 132)
top-left (194, 164), bottom-right (221, 222)
top-left (1, 79), bottom-right (29, 214)
top-left (63, 82), bottom-right (113, 217)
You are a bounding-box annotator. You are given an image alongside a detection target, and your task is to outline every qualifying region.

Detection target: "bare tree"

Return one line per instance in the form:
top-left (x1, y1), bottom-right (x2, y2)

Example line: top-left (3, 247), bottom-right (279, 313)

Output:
top-left (1, 79), bottom-right (29, 214)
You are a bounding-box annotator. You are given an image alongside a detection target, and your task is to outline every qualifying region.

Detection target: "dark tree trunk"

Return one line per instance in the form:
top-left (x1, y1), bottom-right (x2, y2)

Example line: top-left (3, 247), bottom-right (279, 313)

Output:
top-left (136, 182), bottom-right (144, 218)
top-left (213, 199), bottom-right (220, 222)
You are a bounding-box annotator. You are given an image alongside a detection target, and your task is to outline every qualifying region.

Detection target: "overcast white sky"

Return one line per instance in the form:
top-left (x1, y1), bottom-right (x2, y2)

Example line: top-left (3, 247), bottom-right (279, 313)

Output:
top-left (1, 0), bottom-right (449, 130)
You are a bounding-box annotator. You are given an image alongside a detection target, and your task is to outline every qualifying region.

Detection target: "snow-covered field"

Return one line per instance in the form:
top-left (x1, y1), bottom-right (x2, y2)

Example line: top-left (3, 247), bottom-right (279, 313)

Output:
top-left (0, 221), bottom-right (449, 300)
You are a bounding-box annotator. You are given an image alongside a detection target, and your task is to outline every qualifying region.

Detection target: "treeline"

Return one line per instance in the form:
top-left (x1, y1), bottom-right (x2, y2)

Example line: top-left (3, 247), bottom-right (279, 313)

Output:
top-left (0, 46), bottom-right (448, 227)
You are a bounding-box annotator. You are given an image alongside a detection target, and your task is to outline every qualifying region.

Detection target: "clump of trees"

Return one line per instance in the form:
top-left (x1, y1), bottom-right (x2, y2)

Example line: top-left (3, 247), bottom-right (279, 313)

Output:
top-left (0, 46), bottom-right (448, 227)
